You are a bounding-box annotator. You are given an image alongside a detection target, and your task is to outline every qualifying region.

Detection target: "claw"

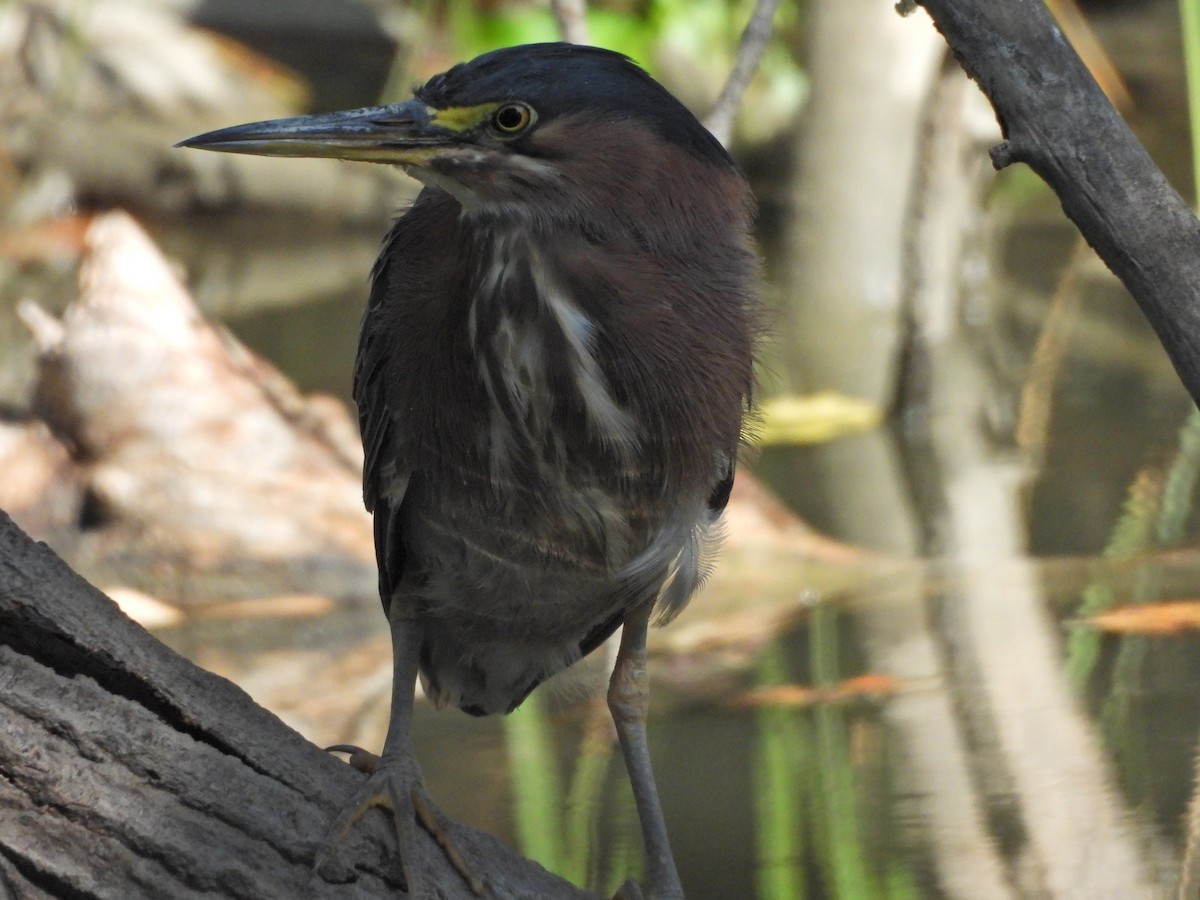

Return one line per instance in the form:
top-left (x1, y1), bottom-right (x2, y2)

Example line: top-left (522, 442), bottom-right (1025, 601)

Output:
top-left (326, 743), bottom-right (381, 775)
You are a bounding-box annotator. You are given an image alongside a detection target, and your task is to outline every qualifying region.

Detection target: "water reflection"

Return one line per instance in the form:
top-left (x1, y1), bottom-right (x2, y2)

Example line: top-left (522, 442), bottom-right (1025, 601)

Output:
top-left (481, 554), bottom-right (1194, 898)
top-left (165, 549), bottom-right (1198, 898)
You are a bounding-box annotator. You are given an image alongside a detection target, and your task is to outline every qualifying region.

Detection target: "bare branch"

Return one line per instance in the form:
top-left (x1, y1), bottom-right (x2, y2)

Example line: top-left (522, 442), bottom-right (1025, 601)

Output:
top-left (705, 0), bottom-right (784, 146)
top-left (551, 0), bottom-right (589, 46)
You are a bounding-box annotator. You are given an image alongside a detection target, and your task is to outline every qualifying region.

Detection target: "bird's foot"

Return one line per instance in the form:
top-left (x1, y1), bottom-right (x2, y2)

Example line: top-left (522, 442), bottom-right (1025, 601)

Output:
top-left (317, 745), bottom-right (486, 897)
top-left (326, 743), bottom-right (382, 774)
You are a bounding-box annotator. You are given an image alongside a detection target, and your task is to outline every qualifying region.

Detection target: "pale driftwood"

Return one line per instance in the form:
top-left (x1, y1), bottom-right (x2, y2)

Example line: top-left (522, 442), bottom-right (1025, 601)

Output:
top-left (912, 0), bottom-right (1200, 407)
top-left (0, 417), bottom-right (82, 540)
top-left (19, 211), bottom-right (377, 608)
top-left (0, 510), bottom-right (595, 900)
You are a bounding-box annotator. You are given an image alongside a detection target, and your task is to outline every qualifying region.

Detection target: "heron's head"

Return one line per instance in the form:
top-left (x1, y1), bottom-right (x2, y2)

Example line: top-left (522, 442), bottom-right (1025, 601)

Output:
top-left (178, 43), bottom-right (743, 232)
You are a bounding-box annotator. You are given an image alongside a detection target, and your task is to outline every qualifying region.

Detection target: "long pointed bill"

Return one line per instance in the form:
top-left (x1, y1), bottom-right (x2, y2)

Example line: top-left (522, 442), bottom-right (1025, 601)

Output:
top-left (175, 100), bottom-right (452, 165)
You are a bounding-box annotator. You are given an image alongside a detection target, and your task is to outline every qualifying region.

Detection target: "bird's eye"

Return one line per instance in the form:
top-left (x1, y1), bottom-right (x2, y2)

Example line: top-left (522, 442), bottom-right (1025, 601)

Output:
top-left (492, 103), bottom-right (534, 134)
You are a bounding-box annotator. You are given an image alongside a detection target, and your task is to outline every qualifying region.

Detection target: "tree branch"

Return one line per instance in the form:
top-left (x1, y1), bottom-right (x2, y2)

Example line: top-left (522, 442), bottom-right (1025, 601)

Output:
top-left (911, 0), bottom-right (1200, 407)
top-left (551, 0), bottom-right (589, 46)
top-left (705, 0), bottom-right (784, 146)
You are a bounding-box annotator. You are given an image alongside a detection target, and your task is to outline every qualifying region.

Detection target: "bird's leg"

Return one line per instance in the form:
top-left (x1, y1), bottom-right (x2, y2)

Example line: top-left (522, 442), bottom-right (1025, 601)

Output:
top-left (318, 597), bottom-right (485, 897)
top-left (607, 605), bottom-right (684, 900)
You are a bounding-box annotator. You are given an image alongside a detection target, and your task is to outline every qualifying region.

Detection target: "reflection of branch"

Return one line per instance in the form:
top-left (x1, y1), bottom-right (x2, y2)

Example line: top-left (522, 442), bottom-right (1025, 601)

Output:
top-left (1183, 759), bottom-right (1200, 897)
top-left (1015, 238), bottom-right (1089, 466)
top-left (704, 0), bottom-right (783, 146)
top-left (551, 0), bottom-right (589, 45)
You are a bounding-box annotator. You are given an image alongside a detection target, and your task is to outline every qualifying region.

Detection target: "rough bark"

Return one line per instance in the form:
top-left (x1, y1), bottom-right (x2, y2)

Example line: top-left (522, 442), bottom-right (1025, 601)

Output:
top-left (913, 0), bottom-right (1200, 408)
top-left (0, 509), bottom-right (596, 900)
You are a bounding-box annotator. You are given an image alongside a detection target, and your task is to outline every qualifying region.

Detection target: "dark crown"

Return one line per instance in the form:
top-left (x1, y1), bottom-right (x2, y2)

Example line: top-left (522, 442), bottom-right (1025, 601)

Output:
top-left (416, 43), bottom-right (732, 165)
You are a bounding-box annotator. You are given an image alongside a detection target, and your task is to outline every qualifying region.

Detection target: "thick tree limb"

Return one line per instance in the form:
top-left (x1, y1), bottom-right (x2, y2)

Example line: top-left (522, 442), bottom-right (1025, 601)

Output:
top-left (0, 511), bottom-right (595, 899)
top-left (913, 0), bottom-right (1200, 407)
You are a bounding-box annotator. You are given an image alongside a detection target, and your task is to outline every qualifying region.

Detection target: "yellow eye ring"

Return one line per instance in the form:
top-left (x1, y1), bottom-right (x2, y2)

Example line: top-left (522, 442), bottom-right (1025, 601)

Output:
top-left (492, 103), bottom-right (534, 134)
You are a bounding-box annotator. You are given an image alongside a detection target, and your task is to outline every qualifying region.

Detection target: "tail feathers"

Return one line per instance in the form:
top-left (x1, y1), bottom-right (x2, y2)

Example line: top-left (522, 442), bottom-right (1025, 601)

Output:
top-left (615, 499), bottom-right (726, 626)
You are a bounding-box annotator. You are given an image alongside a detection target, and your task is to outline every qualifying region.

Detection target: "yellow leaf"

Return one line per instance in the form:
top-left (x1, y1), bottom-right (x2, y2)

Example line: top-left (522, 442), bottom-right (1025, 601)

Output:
top-left (755, 392), bottom-right (883, 446)
top-left (1079, 601), bottom-right (1200, 635)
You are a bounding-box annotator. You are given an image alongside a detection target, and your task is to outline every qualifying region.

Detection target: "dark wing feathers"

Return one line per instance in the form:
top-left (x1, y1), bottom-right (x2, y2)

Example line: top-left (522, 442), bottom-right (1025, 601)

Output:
top-left (354, 328), bottom-right (392, 514)
top-left (353, 191), bottom-right (476, 611)
top-left (354, 224), bottom-right (410, 609)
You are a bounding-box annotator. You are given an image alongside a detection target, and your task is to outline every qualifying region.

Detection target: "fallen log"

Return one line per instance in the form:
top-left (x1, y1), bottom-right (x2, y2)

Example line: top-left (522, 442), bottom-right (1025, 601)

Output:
top-left (0, 508), bottom-right (597, 899)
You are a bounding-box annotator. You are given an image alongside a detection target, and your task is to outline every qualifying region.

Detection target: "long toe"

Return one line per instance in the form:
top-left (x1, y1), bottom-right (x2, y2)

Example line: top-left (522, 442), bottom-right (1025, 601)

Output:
top-left (316, 757), bottom-right (486, 897)
top-left (326, 743), bottom-right (382, 775)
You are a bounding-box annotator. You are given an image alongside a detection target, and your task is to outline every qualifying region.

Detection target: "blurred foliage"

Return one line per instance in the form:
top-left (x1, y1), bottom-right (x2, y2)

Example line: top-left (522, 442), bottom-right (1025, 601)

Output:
top-left (988, 163), bottom-right (1057, 212)
top-left (1185, 0), bottom-right (1200, 202)
top-left (753, 611), bottom-right (920, 899)
top-left (505, 689), bottom-right (569, 873)
top-left (391, 0), bottom-right (806, 143)
top-left (1063, 409), bottom-right (1200, 823)
top-left (753, 641), bottom-right (807, 900)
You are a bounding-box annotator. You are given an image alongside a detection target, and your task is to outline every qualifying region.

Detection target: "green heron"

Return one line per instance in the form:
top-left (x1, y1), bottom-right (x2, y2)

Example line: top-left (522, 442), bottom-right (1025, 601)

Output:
top-left (180, 43), bottom-right (760, 898)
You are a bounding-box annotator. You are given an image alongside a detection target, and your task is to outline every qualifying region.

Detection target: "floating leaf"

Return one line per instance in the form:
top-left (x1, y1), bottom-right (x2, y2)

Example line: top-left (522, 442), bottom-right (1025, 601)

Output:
top-left (731, 674), bottom-right (902, 709)
top-left (756, 392), bottom-right (884, 446)
top-left (1076, 601), bottom-right (1200, 636)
